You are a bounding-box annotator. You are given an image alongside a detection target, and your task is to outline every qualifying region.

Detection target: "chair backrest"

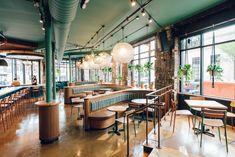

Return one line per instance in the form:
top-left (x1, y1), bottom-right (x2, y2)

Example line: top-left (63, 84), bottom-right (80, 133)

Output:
top-left (190, 96), bottom-right (205, 100)
top-left (128, 102), bottom-right (142, 110)
top-left (170, 99), bottom-right (177, 112)
top-left (201, 108), bottom-right (227, 119)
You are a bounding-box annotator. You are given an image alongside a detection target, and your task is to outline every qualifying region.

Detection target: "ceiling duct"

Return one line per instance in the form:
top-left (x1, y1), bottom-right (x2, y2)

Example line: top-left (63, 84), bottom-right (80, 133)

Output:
top-left (48, 0), bottom-right (79, 63)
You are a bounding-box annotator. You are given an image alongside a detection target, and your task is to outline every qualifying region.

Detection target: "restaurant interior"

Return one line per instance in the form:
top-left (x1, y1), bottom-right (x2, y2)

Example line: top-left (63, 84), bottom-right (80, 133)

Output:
top-left (0, 0), bottom-right (235, 156)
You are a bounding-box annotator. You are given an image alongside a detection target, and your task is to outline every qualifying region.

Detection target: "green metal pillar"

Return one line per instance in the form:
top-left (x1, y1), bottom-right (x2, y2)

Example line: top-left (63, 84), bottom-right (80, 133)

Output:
top-left (45, 11), bottom-right (52, 103)
top-left (69, 55), bottom-right (72, 82)
top-left (52, 42), bottom-right (56, 100)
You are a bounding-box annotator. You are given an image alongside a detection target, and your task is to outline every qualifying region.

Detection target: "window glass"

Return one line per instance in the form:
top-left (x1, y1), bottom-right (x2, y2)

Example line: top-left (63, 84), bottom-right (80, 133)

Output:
top-left (24, 62), bottom-right (32, 84)
top-left (16, 60), bottom-right (23, 84)
top-left (140, 44), bottom-right (149, 52)
top-left (134, 47), bottom-right (139, 55)
top-left (0, 59), bottom-right (12, 85)
top-left (181, 48), bottom-right (200, 95)
top-left (215, 25), bottom-right (235, 43)
top-left (186, 35), bottom-right (200, 49)
top-left (32, 61), bottom-right (39, 83)
top-left (181, 39), bottom-right (186, 50)
top-left (150, 40), bottom-right (155, 50)
top-left (203, 42), bottom-right (235, 99)
top-left (140, 52), bottom-right (149, 59)
top-left (203, 31), bottom-right (213, 46)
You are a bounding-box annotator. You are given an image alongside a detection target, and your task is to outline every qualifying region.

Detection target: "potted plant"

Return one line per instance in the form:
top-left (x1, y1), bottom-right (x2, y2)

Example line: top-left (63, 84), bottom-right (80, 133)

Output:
top-left (177, 64), bottom-right (192, 81)
top-left (144, 61), bottom-right (154, 89)
top-left (207, 64), bottom-right (223, 76)
top-left (128, 63), bottom-right (136, 86)
top-left (102, 67), bottom-right (112, 82)
top-left (117, 74), bottom-right (122, 85)
top-left (135, 64), bottom-right (144, 88)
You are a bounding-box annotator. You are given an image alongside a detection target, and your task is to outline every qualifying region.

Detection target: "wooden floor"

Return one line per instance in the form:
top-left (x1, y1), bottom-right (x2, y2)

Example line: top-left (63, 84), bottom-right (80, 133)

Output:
top-left (0, 95), bottom-right (235, 157)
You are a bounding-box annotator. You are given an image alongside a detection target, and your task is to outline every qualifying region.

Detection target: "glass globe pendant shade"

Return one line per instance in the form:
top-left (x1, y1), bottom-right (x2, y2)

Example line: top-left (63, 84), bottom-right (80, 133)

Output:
top-left (112, 42), bottom-right (134, 63)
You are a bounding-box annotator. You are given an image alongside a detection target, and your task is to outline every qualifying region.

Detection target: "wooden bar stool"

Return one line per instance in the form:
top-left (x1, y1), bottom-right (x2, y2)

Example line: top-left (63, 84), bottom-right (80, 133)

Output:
top-left (0, 99), bottom-right (7, 132)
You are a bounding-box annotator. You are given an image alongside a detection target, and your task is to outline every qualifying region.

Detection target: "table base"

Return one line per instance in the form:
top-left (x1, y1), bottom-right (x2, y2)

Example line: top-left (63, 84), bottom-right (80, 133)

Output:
top-left (193, 128), bottom-right (215, 137)
top-left (108, 128), bottom-right (124, 136)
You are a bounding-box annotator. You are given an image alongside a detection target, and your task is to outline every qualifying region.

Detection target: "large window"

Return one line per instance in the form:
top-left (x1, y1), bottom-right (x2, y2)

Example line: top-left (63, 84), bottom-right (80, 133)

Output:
top-left (180, 24), bottom-right (235, 99)
top-left (0, 59), bottom-right (13, 85)
top-left (132, 39), bottom-right (156, 86)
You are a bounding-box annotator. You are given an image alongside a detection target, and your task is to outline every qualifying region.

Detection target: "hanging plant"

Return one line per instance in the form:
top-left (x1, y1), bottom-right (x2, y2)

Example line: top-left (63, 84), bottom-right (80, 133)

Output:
top-left (128, 63), bottom-right (135, 72)
top-left (135, 64), bottom-right (144, 73)
top-left (177, 64), bottom-right (192, 81)
top-left (207, 64), bottom-right (223, 76)
top-left (143, 61), bottom-right (153, 73)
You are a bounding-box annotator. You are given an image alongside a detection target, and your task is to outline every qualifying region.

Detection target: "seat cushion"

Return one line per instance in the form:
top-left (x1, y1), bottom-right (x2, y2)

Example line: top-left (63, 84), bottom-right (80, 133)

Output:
top-left (192, 107), bottom-right (201, 112)
top-left (89, 110), bottom-right (115, 119)
top-left (176, 110), bottom-right (192, 116)
top-left (227, 112), bottom-right (235, 118)
top-left (203, 118), bottom-right (224, 127)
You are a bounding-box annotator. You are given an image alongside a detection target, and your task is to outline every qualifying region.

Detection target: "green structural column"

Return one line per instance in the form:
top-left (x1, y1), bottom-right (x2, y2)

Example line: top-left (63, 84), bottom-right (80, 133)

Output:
top-left (69, 55), bottom-right (72, 82)
top-left (45, 12), bottom-right (52, 103)
top-left (52, 42), bottom-right (56, 100)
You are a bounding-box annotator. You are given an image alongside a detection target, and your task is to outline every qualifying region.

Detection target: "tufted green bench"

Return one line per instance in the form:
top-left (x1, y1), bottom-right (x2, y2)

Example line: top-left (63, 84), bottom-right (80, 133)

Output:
top-left (84, 90), bottom-right (151, 130)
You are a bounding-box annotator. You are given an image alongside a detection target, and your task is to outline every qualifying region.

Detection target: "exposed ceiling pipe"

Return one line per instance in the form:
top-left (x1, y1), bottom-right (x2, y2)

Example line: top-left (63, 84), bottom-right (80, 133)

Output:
top-left (48, 0), bottom-right (79, 63)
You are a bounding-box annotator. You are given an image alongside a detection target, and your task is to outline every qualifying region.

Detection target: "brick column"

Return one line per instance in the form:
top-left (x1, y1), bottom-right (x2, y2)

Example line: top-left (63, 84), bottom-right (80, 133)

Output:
top-left (112, 60), bottom-right (116, 84)
top-left (155, 28), bottom-right (177, 89)
top-left (122, 63), bottom-right (128, 86)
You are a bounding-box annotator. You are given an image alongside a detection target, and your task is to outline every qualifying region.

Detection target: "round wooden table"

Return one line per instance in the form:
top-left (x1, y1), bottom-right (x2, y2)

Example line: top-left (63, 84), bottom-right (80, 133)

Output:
top-left (107, 105), bottom-right (128, 135)
top-left (131, 98), bottom-right (154, 105)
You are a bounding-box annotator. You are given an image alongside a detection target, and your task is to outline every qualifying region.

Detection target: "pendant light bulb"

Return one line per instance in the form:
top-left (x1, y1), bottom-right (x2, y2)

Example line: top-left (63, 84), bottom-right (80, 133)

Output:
top-left (141, 9), bottom-right (146, 16)
top-left (131, 0), bottom-right (136, 7)
top-left (148, 16), bottom-right (153, 23)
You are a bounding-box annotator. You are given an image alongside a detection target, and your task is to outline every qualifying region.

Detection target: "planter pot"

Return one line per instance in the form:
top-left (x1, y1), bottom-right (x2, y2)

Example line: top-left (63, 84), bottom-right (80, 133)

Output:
top-left (149, 82), bottom-right (154, 89)
top-left (208, 71), bottom-right (217, 76)
top-left (35, 101), bottom-right (59, 144)
top-left (131, 80), bottom-right (136, 87)
top-left (68, 82), bottom-right (75, 86)
top-left (141, 82), bottom-right (144, 88)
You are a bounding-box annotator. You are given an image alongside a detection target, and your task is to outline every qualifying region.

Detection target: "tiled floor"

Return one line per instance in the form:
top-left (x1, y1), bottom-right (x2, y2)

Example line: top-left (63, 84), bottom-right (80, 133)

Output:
top-left (0, 96), bottom-right (235, 157)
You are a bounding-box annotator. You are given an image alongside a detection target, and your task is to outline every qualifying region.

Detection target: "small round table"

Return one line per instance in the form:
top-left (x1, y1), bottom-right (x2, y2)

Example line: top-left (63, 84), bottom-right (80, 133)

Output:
top-left (131, 98), bottom-right (154, 105)
top-left (107, 105), bottom-right (128, 135)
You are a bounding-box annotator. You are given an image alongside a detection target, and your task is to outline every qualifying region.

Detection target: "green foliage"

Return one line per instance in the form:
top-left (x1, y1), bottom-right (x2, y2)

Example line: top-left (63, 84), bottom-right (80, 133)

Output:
top-left (143, 61), bottom-right (153, 72)
top-left (102, 67), bottom-right (112, 73)
top-left (135, 64), bottom-right (144, 73)
top-left (206, 64), bottom-right (223, 73)
top-left (116, 74), bottom-right (122, 81)
top-left (128, 63), bottom-right (135, 72)
top-left (177, 64), bottom-right (192, 81)
top-left (207, 64), bottom-right (223, 80)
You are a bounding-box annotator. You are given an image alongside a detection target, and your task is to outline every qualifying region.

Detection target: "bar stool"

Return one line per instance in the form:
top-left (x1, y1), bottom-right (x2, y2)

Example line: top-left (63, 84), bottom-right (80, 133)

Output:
top-left (0, 99), bottom-right (7, 132)
top-left (32, 87), bottom-right (41, 102)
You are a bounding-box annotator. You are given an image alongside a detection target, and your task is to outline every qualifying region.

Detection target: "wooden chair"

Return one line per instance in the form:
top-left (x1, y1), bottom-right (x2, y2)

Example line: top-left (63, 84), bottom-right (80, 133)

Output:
top-left (170, 99), bottom-right (193, 133)
top-left (199, 109), bottom-right (228, 152)
top-left (190, 96), bottom-right (205, 129)
top-left (115, 109), bottom-right (136, 141)
top-left (0, 99), bottom-right (6, 132)
top-left (227, 100), bottom-right (235, 129)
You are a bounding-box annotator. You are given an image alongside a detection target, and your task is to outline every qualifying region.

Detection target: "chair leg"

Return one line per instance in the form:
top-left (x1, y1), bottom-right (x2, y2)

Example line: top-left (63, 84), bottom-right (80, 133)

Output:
top-left (200, 124), bottom-right (203, 147)
top-left (133, 116), bottom-right (136, 137)
top-left (70, 106), bottom-right (73, 117)
top-left (218, 127), bottom-right (221, 142)
top-left (232, 118), bottom-right (234, 130)
top-left (170, 111), bottom-right (173, 126)
top-left (123, 123), bottom-right (126, 141)
top-left (224, 124), bottom-right (228, 152)
top-left (1, 114), bottom-right (6, 132)
top-left (173, 112), bottom-right (176, 133)
top-left (188, 116), bottom-right (191, 129)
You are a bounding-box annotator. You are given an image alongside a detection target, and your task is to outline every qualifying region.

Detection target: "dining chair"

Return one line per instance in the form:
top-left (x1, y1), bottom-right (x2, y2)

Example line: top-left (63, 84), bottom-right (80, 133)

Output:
top-left (199, 109), bottom-right (228, 152)
top-left (227, 100), bottom-right (235, 129)
top-left (115, 109), bottom-right (136, 141)
top-left (170, 99), bottom-right (193, 133)
top-left (190, 96), bottom-right (205, 129)
top-left (0, 99), bottom-right (6, 132)
top-left (128, 102), bottom-right (145, 128)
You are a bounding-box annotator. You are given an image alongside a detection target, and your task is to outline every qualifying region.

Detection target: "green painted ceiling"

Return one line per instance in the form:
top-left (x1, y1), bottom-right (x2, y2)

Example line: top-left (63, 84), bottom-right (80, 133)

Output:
top-left (0, 0), bottom-right (225, 52)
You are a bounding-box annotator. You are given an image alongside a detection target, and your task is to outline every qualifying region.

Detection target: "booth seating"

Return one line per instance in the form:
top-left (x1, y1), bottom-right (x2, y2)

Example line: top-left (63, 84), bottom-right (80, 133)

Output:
top-left (64, 84), bottom-right (131, 104)
top-left (84, 90), bottom-right (152, 130)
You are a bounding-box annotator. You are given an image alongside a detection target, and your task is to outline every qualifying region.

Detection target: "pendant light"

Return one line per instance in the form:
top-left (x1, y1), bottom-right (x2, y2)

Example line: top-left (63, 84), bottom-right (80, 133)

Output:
top-left (112, 27), bottom-right (134, 64)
